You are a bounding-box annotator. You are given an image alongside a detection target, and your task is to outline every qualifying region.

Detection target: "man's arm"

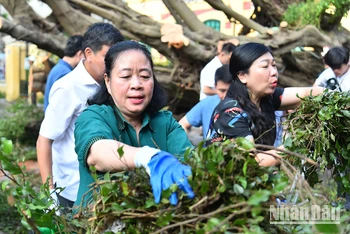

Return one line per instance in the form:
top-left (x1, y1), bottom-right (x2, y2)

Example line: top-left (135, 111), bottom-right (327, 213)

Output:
top-left (203, 86), bottom-right (216, 96)
top-left (36, 135), bottom-right (54, 189)
top-left (179, 115), bottom-right (191, 134)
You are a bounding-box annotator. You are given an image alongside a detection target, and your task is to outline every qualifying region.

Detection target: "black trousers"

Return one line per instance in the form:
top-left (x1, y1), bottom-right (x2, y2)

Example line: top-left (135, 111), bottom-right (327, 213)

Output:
top-left (56, 193), bottom-right (74, 208)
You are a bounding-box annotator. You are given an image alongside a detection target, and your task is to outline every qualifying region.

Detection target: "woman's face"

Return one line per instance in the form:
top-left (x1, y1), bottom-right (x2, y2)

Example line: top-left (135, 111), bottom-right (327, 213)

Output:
top-left (238, 52), bottom-right (278, 99)
top-left (105, 50), bottom-right (154, 121)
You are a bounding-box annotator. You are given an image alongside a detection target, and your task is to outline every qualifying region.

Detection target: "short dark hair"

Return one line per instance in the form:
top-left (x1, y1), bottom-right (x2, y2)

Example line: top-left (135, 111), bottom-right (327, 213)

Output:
top-left (324, 46), bottom-right (349, 70)
top-left (82, 23), bottom-right (124, 55)
top-left (88, 41), bottom-right (167, 115)
top-left (64, 35), bottom-right (83, 57)
top-left (221, 42), bottom-right (236, 54)
top-left (215, 64), bottom-right (232, 84)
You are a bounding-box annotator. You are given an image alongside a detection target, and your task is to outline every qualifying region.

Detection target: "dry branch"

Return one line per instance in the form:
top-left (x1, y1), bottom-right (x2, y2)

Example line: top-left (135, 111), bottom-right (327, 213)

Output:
top-left (0, 17), bottom-right (65, 57)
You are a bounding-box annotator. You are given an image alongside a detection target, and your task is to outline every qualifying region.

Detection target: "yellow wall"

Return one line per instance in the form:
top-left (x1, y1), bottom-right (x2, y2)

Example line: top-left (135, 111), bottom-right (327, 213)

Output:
top-left (2, 42), bottom-right (47, 102)
top-left (5, 43), bottom-right (27, 102)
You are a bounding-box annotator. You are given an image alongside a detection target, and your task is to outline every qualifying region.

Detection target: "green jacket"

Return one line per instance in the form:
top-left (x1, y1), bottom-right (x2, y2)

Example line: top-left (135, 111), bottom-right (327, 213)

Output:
top-left (73, 104), bottom-right (193, 208)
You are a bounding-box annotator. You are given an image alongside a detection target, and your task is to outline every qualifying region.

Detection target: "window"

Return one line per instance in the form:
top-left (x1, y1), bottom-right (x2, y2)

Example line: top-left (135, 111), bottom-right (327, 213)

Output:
top-left (204, 19), bottom-right (221, 31)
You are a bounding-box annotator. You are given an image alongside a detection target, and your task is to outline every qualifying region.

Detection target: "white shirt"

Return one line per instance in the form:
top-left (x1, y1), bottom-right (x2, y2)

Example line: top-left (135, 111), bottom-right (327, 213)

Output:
top-left (39, 60), bottom-right (99, 201)
top-left (314, 67), bottom-right (350, 91)
top-left (199, 56), bottom-right (222, 100)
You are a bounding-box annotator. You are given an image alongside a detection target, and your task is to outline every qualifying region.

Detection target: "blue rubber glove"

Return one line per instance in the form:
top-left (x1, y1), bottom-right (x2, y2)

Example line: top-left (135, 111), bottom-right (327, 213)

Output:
top-left (134, 146), bottom-right (195, 205)
top-left (148, 151), bottom-right (194, 205)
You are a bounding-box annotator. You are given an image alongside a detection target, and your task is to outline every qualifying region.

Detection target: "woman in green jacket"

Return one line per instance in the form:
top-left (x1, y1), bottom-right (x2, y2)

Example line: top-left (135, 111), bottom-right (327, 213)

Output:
top-left (74, 41), bottom-right (194, 209)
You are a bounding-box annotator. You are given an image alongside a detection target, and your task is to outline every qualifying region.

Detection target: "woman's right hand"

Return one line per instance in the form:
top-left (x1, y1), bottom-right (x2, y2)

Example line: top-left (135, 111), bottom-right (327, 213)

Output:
top-left (134, 147), bottom-right (195, 205)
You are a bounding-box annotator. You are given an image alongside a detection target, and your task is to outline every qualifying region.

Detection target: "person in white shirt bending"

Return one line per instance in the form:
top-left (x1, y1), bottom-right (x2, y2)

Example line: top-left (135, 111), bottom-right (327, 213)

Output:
top-left (199, 42), bottom-right (236, 100)
top-left (313, 46), bottom-right (350, 91)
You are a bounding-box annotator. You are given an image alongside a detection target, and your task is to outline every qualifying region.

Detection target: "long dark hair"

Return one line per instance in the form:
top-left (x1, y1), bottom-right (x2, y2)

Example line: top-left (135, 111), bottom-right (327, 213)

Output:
top-left (88, 41), bottom-right (167, 115)
top-left (227, 42), bottom-right (276, 145)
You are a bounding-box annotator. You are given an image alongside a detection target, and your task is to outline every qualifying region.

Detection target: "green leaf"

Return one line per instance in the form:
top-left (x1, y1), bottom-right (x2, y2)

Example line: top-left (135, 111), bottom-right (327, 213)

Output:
top-left (225, 160), bottom-right (234, 174)
top-left (27, 203), bottom-right (47, 210)
top-left (248, 190), bottom-right (271, 205)
top-left (117, 145), bottom-right (124, 158)
top-left (205, 218), bottom-right (221, 231)
top-left (1, 180), bottom-right (10, 191)
top-left (233, 184), bottom-right (244, 194)
top-left (233, 218), bottom-right (246, 226)
top-left (273, 180), bottom-right (289, 192)
top-left (0, 157), bottom-right (22, 175)
top-left (284, 136), bottom-right (293, 148)
top-left (111, 203), bottom-right (124, 212)
top-left (238, 176), bottom-right (247, 189)
top-left (145, 199), bottom-right (156, 208)
top-left (340, 110), bottom-right (350, 118)
top-left (155, 213), bottom-right (173, 227)
top-left (251, 207), bottom-right (262, 217)
top-left (261, 173), bottom-right (269, 182)
top-left (199, 181), bottom-right (209, 194)
top-left (315, 223), bottom-right (339, 233)
top-left (1, 139), bottom-right (13, 154)
top-left (121, 181), bottom-right (129, 196)
top-left (218, 185), bottom-right (226, 193)
top-left (104, 172), bottom-right (111, 181)
top-left (243, 160), bottom-right (248, 176)
top-left (236, 137), bottom-right (254, 150)
top-left (100, 186), bottom-right (110, 196)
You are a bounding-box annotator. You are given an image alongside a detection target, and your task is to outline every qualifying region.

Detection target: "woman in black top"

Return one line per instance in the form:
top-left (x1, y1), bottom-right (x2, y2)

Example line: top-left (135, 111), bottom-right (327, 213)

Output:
top-left (207, 42), bottom-right (323, 166)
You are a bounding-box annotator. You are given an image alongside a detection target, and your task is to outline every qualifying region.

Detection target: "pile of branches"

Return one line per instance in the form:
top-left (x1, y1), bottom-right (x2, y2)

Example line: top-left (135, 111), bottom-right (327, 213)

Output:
top-left (285, 90), bottom-right (350, 189)
top-left (70, 140), bottom-right (319, 233)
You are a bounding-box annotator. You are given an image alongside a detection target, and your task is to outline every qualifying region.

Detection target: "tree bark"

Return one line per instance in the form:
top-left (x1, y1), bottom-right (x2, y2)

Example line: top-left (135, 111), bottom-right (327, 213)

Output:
top-left (205, 0), bottom-right (269, 35)
top-left (0, 17), bottom-right (65, 57)
top-left (43, 0), bottom-right (97, 35)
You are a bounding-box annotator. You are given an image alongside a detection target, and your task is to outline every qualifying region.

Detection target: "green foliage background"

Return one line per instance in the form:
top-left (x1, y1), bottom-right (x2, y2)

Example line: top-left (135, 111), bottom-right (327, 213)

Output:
top-left (283, 0), bottom-right (350, 28)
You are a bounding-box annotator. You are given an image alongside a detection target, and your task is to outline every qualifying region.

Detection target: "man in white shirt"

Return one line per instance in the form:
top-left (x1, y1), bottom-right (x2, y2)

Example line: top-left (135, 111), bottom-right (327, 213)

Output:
top-left (313, 46), bottom-right (350, 91)
top-left (199, 43), bottom-right (236, 100)
top-left (36, 22), bottom-right (124, 209)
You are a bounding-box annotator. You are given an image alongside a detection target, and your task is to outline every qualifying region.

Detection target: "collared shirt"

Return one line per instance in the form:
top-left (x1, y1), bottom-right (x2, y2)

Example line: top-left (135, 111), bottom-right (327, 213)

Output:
top-left (44, 59), bottom-right (74, 112)
top-left (73, 104), bottom-right (193, 208)
top-left (314, 67), bottom-right (350, 91)
top-left (39, 60), bottom-right (99, 201)
top-left (199, 56), bottom-right (222, 100)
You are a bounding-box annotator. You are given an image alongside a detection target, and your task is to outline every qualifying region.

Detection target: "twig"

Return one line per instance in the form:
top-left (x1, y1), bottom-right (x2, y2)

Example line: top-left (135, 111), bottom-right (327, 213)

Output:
top-left (189, 196), bottom-right (208, 211)
top-left (188, 201), bottom-right (247, 218)
top-left (151, 202), bottom-right (248, 234)
top-left (254, 144), bottom-right (318, 166)
top-left (207, 206), bottom-right (251, 234)
top-left (21, 209), bottom-right (41, 234)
